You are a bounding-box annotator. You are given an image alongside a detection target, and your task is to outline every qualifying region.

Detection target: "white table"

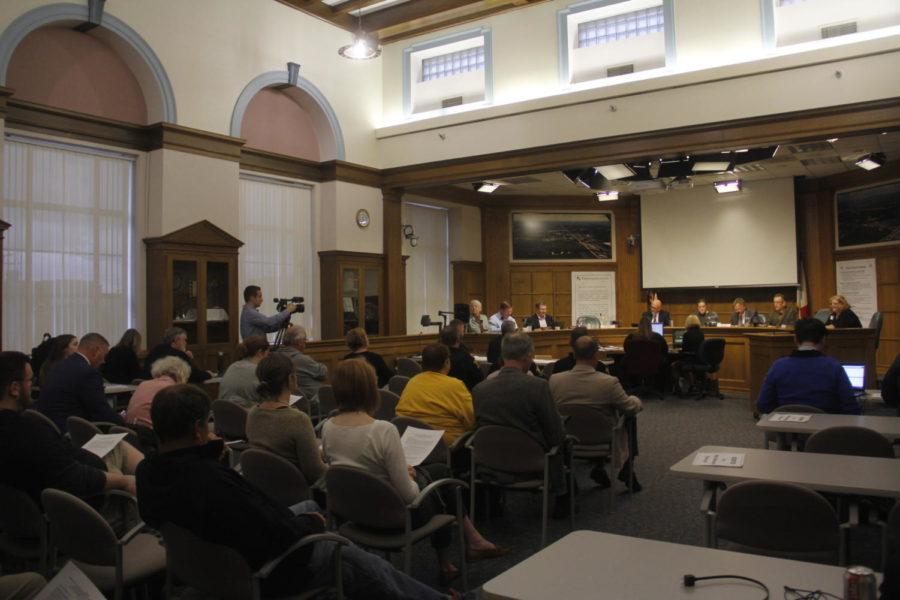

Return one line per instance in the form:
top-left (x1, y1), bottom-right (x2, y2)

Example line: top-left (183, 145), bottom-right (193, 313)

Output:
top-left (757, 413), bottom-right (900, 446)
top-left (670, 445), bottom-right (900, 546)
top-left (481, 531), bottom-right (872, 600)
top-left (104, 384), bottom-right (137, 395)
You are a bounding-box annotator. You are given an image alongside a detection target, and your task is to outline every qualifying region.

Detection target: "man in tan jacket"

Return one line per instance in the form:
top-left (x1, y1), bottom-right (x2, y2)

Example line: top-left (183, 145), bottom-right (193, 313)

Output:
top-left (549, 336), bottom-right (643, 491)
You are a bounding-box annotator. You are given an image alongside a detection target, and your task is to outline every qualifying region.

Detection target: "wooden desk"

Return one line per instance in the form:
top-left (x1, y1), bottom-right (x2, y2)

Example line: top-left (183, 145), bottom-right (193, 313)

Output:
top-left (670, 445), bottom-right (900, 546)
top-left (481, 531), bottom-right (870, 600)
top-left (757, 413), bottom-right (900, 444)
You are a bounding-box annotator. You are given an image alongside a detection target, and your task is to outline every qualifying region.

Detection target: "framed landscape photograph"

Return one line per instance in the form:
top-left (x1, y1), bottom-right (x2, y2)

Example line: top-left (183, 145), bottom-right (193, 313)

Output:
top-left (510, 211), bottom-right (614, 262)
top-left (834, 179), bottom-right (900, 250)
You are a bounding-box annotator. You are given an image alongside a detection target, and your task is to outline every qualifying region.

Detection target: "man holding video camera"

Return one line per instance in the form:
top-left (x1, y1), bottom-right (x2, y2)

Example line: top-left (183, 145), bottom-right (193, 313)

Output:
top-left (240, 285), bottom-right (300, 339)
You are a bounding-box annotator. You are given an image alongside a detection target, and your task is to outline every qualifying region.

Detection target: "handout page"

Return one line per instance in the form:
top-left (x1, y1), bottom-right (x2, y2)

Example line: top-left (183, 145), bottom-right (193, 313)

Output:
top-left (692, 452), bottom-right (745, 468)
top-left (34, 561), bottom-right (105, 600)
top-left (289, 394), bottom-right (304, 406)
top-left (768, 413), bottom-right (812, 423)
top-left (400, 426), bottom-right (445, 466)
top-left (81, 433), bottom-right (128, 458)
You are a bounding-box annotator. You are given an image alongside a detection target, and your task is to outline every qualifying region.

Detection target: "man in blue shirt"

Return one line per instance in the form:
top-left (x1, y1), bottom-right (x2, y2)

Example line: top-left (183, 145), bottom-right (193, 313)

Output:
top-left (756, 318), bottom-right (861, 415)
top-left (240, 285), bottom-right (297, 339)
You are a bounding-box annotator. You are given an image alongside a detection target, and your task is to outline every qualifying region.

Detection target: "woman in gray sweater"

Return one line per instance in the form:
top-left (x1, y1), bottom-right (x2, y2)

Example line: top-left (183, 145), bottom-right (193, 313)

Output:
top-left (246, 352), bottom-right (326, 487)
top-left (219, 336), bottom-right (270, 407)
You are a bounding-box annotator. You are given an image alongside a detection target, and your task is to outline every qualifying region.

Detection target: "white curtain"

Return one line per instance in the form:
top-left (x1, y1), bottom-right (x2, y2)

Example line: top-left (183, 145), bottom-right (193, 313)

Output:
top-left (2, 136), bottom-right (134, 351)
top-left (238, 175), bottom-right (315, 339)
top-left (404, 203), bottom-right (450, 334)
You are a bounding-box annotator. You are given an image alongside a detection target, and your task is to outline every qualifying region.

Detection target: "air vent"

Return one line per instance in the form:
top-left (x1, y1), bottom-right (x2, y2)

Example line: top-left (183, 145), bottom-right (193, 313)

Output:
top-left (801, 157), bottom-right (842, 166)
top-left (504, 176), bottom-right (542, 185)
top-left (785, 142), bottom-right (834, 154)
top-left (821, 21), bottom-right (857, 39)
top-left (441, 96), bottom-right (463, 108)
top-left (607, 64), bottom-right (634, 78)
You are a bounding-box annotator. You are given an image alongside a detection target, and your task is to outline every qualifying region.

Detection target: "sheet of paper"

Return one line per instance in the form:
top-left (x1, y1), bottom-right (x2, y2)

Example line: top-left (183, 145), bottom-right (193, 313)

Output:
top-left (81, 433), bottom-right (127, 458)
top-left (289, 394), bottom-right (303, 406)
top-left (692, 452), bottom-right (745, 468)
top-left (400, 426), bottom-right (445, 466)
top-left (34, 561), bottom-right (106, 600)
top-left (768, 413), bottom-right (812, 423)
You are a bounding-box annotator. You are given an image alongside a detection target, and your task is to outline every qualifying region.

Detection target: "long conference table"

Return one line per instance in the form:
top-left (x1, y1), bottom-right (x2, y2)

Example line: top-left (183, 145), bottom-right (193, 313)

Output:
top-left (481, 531), bottom-right (877, 600)
top-left (756, 413), bottom-right (900, 447)
top-left (302, 327), bottom-right (877, 412)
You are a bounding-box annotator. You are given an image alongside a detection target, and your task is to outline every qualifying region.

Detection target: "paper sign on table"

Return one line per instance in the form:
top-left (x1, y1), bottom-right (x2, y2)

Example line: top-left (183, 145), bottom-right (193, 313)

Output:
top-left (400, 426), bottom-right (444, 466)
top-left (692, 452), bottom-right (745, 468)
top-left (768, 413), bottom-right (811, 423)
top-left (34, 561), bottom-right (106, 600)
top-left (289, 394), bottom-right (304, 406)
top-left (81, 433), bottom-right (128, 458)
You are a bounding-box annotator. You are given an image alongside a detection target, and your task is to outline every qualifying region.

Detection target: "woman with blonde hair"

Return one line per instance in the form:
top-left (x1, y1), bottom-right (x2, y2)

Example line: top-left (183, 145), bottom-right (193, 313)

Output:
top-left (825, 294), bottom-right (862, 328)
top-left (321, 359), bottom-right (507, 583)
top-left (343, 327), bottom-right (394, 387)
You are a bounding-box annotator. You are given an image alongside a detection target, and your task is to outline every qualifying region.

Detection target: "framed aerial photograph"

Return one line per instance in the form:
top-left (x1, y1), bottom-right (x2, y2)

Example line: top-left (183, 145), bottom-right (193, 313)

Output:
top-left (510, 211), bottom-right (614, 262)
top-left (834, 179), bottom-right (900, 250)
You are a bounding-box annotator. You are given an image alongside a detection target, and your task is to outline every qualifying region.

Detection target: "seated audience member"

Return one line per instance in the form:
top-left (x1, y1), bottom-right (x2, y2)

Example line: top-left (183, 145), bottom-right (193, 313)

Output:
top-left (125, 356), bottom-right (190, 428)
top-left (37, 334), bottom-right (78, 385)
top-left (0, 573), bottom-right (45, 600)
top-left (549, 336), bottom-right (642, 490)
top-left (466, 299), bottom-right (490, 334)
top-left (102, 328), bottom-right (143, 384)
top-left (756, 318), bottom-right (861, 415)
top-left (730, 297), bottom-right (757, 326)
top-left (882, 353), bottom-right (899, 412)
top-left (247, 353), bottom-right (326, 485)
top-left (488, 301), bottom-right (517, 332)
top-left (641, 298), bottom-right (670, 326)
top-left (524, 302), bottom-right (556, 330)
top-left (486, 320), bottom-right (518, 371)
top-left (344, 327), bottom-right (394, 388)
top-left (680, 315), bottom-right (705, 354)
top-left (439, 326), bottom-right (483, 390)
top-left (397, 344), bottom-right (475, 446)
top-left (825, 294), bottom-right (862, 328)
top-left (35, 333), bottom-right (124, 432)
top-left (472, 333), bottom-right (571, 518)
top-left (691, 298), bottom-right (719, 327)
top-left (766, 293), bottom-right (798, 327)
top-left (137, 384), bottom-right (453, 600)
top-left (322, 360), bottom-right (505, 580)
top-left (276, 325), bottom-right (328, 406)
top-left (143, 327), bottom-right (213, 383)
top-left (625, 317), bottom-right (668, 356)
top-left (552, 326), bottom-right (606, 375)
top-left (1, 351), bottom-right (138, 503)
top-left (671, 315), bottom-right (705, 395)
top-left (219, 335), bottom-right (270, 407)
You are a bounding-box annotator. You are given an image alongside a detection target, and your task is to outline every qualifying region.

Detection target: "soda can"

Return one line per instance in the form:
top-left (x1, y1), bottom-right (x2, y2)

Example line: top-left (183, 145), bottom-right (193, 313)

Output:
top-left (844, 565), bottom-right (877, 600)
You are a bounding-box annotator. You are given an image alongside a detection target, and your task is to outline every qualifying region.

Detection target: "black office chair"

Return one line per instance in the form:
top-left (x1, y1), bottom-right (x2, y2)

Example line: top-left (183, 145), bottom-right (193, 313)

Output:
top-left (681, 338), bottom-right (726, 399)
top-left (813, 309), bottom-right (831, 323)
top-left (619, 339), bottom-right (663, 400)
top-left (868, 311), bottom-right (883, 349)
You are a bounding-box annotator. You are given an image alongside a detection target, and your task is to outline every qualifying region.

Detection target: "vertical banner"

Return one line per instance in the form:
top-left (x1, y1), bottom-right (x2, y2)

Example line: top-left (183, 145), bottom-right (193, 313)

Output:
top-left (571, 272), bottom-right (616, 326)
top-left (835, 258), bottom-right (878, 326)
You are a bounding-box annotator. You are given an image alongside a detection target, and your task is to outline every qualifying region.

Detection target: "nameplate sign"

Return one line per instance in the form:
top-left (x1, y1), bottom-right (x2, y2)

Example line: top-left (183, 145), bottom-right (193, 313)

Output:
top-left (692, 452), bottom-right (745, 468)
top-left (768, 413), bottom-right (812, 423)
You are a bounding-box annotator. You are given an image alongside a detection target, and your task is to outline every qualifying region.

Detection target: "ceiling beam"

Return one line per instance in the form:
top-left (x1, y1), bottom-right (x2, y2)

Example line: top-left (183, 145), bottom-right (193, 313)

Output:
top-left (331, 0), bottom-right (389, 15)
top-left (275, 0), bottom-right (356, 30)
top-left (362, 0), bottom-right (488, 32)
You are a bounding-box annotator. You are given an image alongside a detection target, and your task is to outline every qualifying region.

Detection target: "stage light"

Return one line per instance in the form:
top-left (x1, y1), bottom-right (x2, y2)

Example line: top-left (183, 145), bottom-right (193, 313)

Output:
top-left (596, 164), bottom-right (635, 180)
top-left (714, 180), bottom-right (742, 194)
top-left (854, 152), bottom-right (885, 171)
top-left (473, 182), bottom-right (502, 193)
top-left (595, 190), bottom-right (619, 201)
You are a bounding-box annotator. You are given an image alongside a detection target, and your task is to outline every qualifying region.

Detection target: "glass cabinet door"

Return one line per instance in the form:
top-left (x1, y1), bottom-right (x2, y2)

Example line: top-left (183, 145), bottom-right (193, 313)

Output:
top-left (364, 268), bottom-right (380, 335)
top-left (342, 268), bottom-right (360, 334)
top-left (206, 260), bottom-right (230, 343)
top-left (172, 259), bottom-right (198, 342)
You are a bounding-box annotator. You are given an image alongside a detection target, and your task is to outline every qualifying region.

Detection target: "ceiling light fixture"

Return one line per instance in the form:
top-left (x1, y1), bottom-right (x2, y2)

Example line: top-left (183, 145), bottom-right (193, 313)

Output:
top-left (854, 152), bottom-right (886, 171)
top-left (473, 181), bottom-right (501, 193)
top-left (596, 164), bottom-right (635, 180)
top-left (692, 160), bottom-right (733, 173)
top-left (714, 180), bottom-right (742, 194)
top-left (339, 13), bottom-right (381, 60)
top-left (826, 137), bottom-right (839, 143)
top-left (595, 190), bottom-right (619, 201)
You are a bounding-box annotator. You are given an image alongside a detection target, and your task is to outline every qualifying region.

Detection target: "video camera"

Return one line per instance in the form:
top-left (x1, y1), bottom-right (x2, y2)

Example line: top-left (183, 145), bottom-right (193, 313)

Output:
top-left (274, 296), bottom-right (305, 313)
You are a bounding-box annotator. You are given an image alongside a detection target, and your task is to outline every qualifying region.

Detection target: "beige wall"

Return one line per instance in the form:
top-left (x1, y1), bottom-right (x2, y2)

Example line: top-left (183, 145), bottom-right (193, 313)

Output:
top-left (318, 181), bottom-right (384, 254)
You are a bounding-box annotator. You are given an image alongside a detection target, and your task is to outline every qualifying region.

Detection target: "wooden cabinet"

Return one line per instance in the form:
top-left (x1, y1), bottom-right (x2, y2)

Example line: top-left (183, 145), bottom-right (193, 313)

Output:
top-left (144, 221), bottom-right (242, 371)
top-left (319, 251), bottom-right (384, 340)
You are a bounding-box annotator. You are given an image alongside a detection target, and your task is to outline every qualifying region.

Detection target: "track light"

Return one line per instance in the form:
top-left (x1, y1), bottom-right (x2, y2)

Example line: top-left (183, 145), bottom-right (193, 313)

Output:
top-left (596, 164), bottom-right (635, 180)
top-left (855, 152), bottom-right (885, 171)
top-left (714, 180), bottom-right (741, 194)
top-left (595, 190), bottom-right (618, 201)
top-left (473, 182), bottom-right (501, 193)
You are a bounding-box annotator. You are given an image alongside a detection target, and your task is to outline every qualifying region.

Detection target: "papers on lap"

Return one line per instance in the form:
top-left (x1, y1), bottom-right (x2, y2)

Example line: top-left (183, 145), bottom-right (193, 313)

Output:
top-left (81, 433), bottom-right (128, 458)
top-left (400, 427), bottom-right (445, 466)
top-left (768, 413), bottom-right (812, 422)
top-left (289, 394), bottom-right (303, 406)
top-left (35, 561), bottom-right (105, 600)
top-left (692, 452), bottom-right (745, 468)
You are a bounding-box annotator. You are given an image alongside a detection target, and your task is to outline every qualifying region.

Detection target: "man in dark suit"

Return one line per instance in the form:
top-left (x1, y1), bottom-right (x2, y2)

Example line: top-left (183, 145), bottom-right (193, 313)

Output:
top-left (641, 299), bottom-right (671, 326)
top-left (730, 297), bottom-right (758, 326)
top-left (439, 325), bottom-right (483, 390)
top-left (524, 302), bottom-right (557, 330)
top-left (486, 319), bottom-right (518, 372)
top-left (35, 333), bottom-right (123, 432)
top-left (143, 326), bottom-right (213, 383)
top-left (472, 332), bottom-right (571, 517)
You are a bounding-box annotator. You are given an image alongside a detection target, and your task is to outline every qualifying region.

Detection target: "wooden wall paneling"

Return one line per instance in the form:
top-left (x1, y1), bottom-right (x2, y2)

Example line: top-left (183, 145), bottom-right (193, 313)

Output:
top-left (450, 260), bottom-right (484, 306)
top-left (482, 206), bottom-right (511, 317)
top-left (382, 189), bottom-right (405, 335)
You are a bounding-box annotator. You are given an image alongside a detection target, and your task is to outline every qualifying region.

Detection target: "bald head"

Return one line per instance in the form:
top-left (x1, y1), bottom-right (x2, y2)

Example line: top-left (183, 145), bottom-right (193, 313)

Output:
top-left (573, 335), bottom-right (599, 363)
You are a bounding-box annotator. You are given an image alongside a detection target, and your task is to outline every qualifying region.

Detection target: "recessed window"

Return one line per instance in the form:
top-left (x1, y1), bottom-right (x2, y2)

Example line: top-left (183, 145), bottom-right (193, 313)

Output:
top-left (422, 46), bottom-right (485, 82)
top-left (766, 0), bottom-right (900, 47)
top-left (576, 5), bottom-right (665, 48)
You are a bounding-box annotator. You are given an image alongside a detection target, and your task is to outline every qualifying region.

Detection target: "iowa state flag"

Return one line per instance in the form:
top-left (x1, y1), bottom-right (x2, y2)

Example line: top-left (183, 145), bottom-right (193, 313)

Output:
top-left (797, 260), bottom-right (810, 318)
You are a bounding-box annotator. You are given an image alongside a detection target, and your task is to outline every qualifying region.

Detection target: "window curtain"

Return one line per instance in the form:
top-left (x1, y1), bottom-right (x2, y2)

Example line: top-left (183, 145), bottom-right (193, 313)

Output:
top-left (238, 175), bottom-right (315, 339)
top-left (404, 203), bottom-right (450, 334)
top-left (2, 136), bottom-right (134, 351)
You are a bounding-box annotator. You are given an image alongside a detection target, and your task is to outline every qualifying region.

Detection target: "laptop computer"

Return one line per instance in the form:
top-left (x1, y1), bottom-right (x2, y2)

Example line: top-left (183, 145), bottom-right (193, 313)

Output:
top-left (842, 364), bottom-right (865, 392)
top-left (672, 328), bottom-right (686, 349)
top-left (651, 322), bottom-right (664, 336)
